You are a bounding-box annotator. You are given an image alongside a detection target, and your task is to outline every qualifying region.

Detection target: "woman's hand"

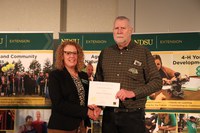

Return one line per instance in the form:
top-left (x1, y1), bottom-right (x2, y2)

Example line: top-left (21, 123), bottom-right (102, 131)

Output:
top-left (87, 104), bottom-right (102, 120)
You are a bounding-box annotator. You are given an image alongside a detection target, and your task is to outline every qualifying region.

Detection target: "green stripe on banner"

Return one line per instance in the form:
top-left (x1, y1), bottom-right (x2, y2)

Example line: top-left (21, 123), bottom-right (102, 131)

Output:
top-left (133, 32), bottom-right (200, 51)
top-left (59, 32), bottom-right (200, 51)
top-left (0, 33), bottom-right (53, 50)
top-left (59, 32), bottom-right (115, 50)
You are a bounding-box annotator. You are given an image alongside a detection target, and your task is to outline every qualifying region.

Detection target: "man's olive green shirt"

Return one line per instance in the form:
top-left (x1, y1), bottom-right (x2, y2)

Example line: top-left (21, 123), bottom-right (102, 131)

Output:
top-left (95, 42), bottom-right (162, 109)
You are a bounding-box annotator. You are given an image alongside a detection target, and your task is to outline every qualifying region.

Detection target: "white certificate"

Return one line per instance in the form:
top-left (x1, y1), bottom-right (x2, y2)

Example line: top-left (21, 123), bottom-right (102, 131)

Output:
top-left (88, 81), bottom-right (120, 107)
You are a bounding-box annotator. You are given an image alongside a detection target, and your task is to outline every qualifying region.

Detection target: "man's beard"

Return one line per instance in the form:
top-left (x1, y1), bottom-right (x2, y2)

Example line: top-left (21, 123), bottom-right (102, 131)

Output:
top-left (115, 39), bottom-right (126, 45)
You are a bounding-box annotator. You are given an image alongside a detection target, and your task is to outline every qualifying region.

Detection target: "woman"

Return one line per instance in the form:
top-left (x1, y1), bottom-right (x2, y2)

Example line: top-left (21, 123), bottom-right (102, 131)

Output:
top-left (18, 115), bottom-right (36, 133)
top-left (153, 54), bottom-right (176, 85)
top-left (149, 55), bottom-right (176, 100)
top-left (48, 41), bottom-right (101, 133)
top-left (157, 113), bottom-right (177, 133)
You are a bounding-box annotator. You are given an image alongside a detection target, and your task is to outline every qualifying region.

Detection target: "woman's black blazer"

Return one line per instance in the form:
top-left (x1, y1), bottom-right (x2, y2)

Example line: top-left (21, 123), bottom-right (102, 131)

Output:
top-left (47, 68), bottom-right (89, 131)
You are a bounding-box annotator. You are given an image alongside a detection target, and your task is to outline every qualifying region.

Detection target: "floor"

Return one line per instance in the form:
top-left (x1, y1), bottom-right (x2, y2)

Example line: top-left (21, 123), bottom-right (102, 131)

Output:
top-left (89, 120), bottom-right (102, 133)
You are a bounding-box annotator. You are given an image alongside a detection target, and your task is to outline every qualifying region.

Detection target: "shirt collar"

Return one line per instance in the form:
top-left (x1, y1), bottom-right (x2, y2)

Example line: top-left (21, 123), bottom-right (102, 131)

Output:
top-left (115, 40), bottom-right (135, 51)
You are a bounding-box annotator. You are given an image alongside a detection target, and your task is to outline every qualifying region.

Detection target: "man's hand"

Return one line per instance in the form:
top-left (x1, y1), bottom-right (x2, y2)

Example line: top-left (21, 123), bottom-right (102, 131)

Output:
top-left (115, 89), bottom-right (135, 101)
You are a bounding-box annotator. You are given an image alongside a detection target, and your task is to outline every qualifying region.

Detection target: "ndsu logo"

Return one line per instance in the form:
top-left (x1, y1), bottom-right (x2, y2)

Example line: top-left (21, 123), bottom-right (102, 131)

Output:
top-left (61, 38), bottom-right (80, 44)
top-left (134, 39), bottom-right (153, 46)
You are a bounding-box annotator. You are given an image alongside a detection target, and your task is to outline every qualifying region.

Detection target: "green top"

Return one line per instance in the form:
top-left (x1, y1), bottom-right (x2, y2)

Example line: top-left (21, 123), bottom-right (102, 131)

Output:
top-left (158, 114), bottom-right (176, 126)
top-left (186, 120), bottom-right (197, 133)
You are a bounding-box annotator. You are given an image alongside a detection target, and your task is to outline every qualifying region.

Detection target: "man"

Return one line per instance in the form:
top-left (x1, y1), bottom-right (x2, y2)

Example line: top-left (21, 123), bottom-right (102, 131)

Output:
top-left (94, 16), bottom-right (162, 133)
top-left (183, 116), bottom-right (197, 133)
top-left (32, 111), bottom-right (47, 133)
top-left (86, 62), bottom-right (94, 81)
top-left (37, 72), bottom-right (45, 96)
top-left (44, 72), bottom-right (49, 98)
top-left (0, 75), bottom-right (2, 94)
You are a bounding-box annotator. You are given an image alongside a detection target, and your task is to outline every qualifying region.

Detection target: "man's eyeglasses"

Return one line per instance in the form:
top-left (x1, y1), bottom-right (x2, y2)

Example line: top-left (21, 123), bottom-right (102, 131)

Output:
top-left (63, 51), bottom-right (78, 56)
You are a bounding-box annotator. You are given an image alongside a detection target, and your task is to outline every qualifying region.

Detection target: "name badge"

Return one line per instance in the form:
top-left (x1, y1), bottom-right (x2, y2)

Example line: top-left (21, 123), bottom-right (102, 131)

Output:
top-left (81, 79), bottom-right (88, 84)
top-left (128, 68), bottom-right (138, 74)
top-left (133, 60), bottom-right (142, 66)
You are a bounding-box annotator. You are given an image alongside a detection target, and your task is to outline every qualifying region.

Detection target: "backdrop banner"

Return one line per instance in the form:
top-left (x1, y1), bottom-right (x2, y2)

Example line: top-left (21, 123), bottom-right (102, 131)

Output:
top-left (59, 32), bottom-right (200, 113)
top-left (0, 32), bottom-right (53, 106)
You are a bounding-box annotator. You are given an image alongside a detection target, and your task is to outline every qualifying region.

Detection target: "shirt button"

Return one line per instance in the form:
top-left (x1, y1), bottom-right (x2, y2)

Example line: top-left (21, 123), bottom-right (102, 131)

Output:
top-left (120, 52), bottom-right (123, 54)
top-left (119, 62), bottom-right (121, 65)
top-left (117, 74), bottom-right (120, 76)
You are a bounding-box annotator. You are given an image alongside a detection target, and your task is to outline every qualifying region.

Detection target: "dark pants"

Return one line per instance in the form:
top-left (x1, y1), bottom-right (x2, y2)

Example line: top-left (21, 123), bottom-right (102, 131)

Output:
top-left (102, 108), bottom-right (145, 133)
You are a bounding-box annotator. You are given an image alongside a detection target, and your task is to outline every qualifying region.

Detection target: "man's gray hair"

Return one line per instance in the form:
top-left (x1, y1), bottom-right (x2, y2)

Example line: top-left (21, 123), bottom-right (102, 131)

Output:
top-left (114, 16), bottom-right (132, 28)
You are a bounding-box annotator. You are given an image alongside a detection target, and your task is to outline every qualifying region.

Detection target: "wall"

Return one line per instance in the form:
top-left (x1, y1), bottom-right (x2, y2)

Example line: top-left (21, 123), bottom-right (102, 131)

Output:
top-left (135, 0), bottom-right (200, 33)
top-left (0, 0), bottom-right (200, 39)
top-left (0, 0), bottom-right (60, 38)
top-left (66, 0), bottom-right (117, 32)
